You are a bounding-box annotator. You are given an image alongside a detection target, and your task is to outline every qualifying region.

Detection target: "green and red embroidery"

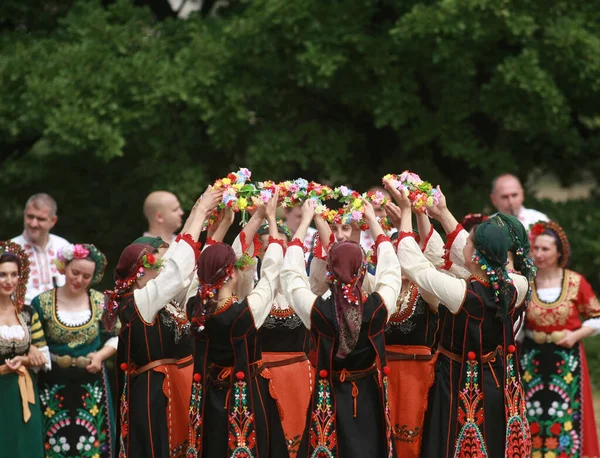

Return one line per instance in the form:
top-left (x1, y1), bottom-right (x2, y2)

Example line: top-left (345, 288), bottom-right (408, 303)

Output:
top-left (119, 373), bottom-right (129, 458)
top-left (187, 379), bottom-right (204, 457)
top-left (228, 375), bottom-right (257, 457)
top-left (453, 359), bottom-right (488, 458)
top-left (522, 346), bottom-right (582, 457)
top-left (309, 375), bottom-right (337, 457)
top-left (504, 349), bottom-right (531, 456)
top-left (39, 381), bottom-right (109, 458)
top-left (382, 374), bottom-right (394, 458)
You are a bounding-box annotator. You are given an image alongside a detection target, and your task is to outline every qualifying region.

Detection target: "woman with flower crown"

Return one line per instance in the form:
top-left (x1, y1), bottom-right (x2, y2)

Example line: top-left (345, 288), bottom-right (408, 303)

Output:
top-left (522, 220), bottom-right (600, 458)
top-left (387, 185), bottom-right (531, 458)
top-left (186, 193), bottom-right (290, 457)
top-left (0, 241), bottom-right (50, 457)
top-left (281, 199), bottom-right (402, 458)
top-left (30, 243), bottom-right (117, 457)
top-left (103, 187), bottom-right (221, 458)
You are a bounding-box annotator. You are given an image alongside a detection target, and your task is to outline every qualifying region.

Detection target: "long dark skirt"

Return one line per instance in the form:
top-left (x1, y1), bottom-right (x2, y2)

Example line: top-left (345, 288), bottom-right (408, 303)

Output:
top-left (421, 355), bottom-right (506, 458)
top-left (521, 338), bottom-right (600, 458)
top-left (38, 364), bottom-right (115, 457)
top-left (202, 366), bottom-right (289, 457)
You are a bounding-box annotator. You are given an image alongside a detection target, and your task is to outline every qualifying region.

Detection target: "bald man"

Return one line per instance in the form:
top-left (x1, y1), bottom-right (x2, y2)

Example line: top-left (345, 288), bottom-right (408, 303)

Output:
top-left (490, 174), bottom-right (548, 229)
top-left (142, 191), bottom-right (184, 245)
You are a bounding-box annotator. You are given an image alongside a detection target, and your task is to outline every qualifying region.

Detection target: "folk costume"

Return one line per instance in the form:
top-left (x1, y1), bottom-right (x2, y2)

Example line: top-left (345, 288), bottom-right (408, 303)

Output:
top-left (0, 241), bottom-right (49, 458)
top-left (281, 237), bottom-right (402, 458)
top-left (522, 221), bottom-right (600, 458)
top-left (399, 222), bottom-right (531, 458)
top-left (186, 241), bottom-right (289, 458)
top-left (104, 235), bottom-right (198, 458)
top-left (233, 223), bottom-right (315, 458)
top-left (33, 244), bottom-right (117, 458)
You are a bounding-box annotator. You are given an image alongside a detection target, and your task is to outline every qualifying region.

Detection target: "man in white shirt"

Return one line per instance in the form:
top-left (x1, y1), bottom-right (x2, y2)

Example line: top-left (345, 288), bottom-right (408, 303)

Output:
top-left (490, 174), bottom-right (549, 229)
top-left (142, 191), bottom-right (184, 245)
top-left (12, 193), bottom-right (70, 305)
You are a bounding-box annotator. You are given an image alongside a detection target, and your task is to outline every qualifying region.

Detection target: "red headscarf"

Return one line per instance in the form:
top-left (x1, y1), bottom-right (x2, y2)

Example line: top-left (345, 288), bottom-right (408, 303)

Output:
top-left (194, 244), bottom-right (237, 324)
top-left (327, 241), bottom-right (366, 358)
top-left (103, 243), bottom-right (155, 330)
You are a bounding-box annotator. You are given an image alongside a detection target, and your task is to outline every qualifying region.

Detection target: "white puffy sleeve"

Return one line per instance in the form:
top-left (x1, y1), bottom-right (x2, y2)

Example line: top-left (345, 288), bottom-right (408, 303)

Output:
top-left (134, 240), bottom-right (197, 323)
top-left (231, 234), bottom-right (258, 301)
top-left (247, 243), bottom-right (284, 328)
top-left (398, 236), bottom-right (467, 314)
top-left (281, 245), bottom-right (317, 329)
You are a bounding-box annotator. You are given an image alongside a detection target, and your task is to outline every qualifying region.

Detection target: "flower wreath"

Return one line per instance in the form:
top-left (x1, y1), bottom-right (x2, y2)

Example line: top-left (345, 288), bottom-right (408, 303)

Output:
top-left (382, 170), bottom-right (440, 213)
top-left (0, 241), bottom-right (31, 309)
top-left (55, 243), bottom-right (108, 285)
top-left (204, 168), bottom-right (257, 230)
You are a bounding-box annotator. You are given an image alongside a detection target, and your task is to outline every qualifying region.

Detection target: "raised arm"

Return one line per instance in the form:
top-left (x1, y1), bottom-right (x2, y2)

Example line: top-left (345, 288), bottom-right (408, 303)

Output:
top-left (281, 200), bottom-right (318, 328)
top-left (363, 201), bottom-right (402, 319)
top-left (135, 187), bottom-right (221, 322)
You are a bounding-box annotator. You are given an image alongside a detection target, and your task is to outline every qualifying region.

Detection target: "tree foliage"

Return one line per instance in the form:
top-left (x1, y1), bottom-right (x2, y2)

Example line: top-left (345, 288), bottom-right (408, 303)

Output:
top-left (1, 0), bottom-right (599, 294)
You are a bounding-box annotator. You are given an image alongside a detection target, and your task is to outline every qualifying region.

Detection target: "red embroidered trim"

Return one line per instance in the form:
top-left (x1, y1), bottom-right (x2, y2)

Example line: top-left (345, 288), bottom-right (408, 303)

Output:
top-left (269, 236), bottom-right (287, 251)
top-left (253, 234), bottom-right (262, 255)
top-left (288, 238), bottom-right (306, 252)
top-left (205, 237), bottom-right (218, 246)
top-left (176, 233), bottom-right (201, 260)
top-left (239, 231), bottom-right (250, 253)
top-left (421, 225), bottom-right (435, 252)
top-left (398, 231), bottom-right (415, 241)
top-left (374, 234), bottom-right (391, 251)
top-left (313, 234), bottom-right (326, 260)
top-left (326, 233), bottom-right (335, 251)
top-left (443, 224), bottom-right (463, 270)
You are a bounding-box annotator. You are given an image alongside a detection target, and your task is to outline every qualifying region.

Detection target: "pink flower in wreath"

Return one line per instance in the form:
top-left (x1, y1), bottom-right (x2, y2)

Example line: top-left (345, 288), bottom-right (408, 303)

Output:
top-left (73, 244), bottom-right (90, 259)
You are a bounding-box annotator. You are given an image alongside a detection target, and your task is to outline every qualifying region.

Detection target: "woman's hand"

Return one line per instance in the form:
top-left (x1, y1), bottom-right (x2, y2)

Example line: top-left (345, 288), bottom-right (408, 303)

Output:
top-left (301, 199), bottom-right (316, 223)
top-left (362, 201), bottom-right (377, 223)
top-left (194, 186), bottom-right (223, 215)
top-left (86, 352), bottom-right (103, 374)
top-left (265, 192), bottom-right (279, 222)
top-left (384, 202), bottom-right (403, 229)
top-left (426, 185), bottom-right (447, 220)
top-left (27, 345), bottom-right (47, 367)
top-left (5, 356), bottom-right (26, 371)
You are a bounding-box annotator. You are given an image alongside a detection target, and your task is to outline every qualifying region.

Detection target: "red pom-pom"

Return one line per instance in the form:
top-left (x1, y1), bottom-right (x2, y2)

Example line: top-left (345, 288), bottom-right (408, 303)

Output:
top-left (235, 371), bottom-right (245, 380)
top-left (319, 369), bottom-right (328, 378)
top-left (383, 365), bottom-right (391, 375)
top-left (120, 363), bottom-right (128, 372)
top-left (508, 345), bottom-right (516, 354)
top-left (146, 253), bottom-right (156, 265)
top-left (467, 351), bottom-right (476, 361)
top-left (193, 373), bottom-right (202, 382)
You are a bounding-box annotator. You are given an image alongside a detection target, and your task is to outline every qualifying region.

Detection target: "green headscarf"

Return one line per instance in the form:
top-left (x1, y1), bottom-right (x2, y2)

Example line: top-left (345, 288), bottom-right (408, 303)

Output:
top-left (132, 236), bottom-right (168, 250)
top-left (486, 213), bottom-right (536, 285)
top-left (473, 223), bottom-right (513, 318)
top-left (257, 221), bottom-right (292, 240)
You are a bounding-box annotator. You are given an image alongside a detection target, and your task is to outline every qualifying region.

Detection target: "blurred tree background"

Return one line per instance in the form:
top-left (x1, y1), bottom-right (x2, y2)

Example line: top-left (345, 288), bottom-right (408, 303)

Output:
top-left (1, 0), bottom-right (600, 377)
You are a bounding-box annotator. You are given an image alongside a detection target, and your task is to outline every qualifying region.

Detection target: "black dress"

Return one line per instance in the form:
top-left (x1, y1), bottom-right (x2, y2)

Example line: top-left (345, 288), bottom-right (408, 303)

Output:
top-left (420, 278), bottom-right (530, 458)
top-left (187, 298), bottom-right (289, 457)
top-left (116, 294), bottom-right (193, 458)
top-left (297, 292), bottom-right (396, 458)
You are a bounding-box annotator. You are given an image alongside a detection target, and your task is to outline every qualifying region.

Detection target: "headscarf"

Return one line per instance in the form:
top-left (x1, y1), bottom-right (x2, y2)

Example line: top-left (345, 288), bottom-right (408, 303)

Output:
top-left (326, 241), bottom-right (367, 358)
top-left (486, 213), bottom-right (536, 285)
top-left (529, 220), bottom-right (571, 268)
top-left (55, 243), bottom-right (107, 286)
top-left (103, 243), bottom-right (156, 330)
top-left (0, 241), bottom-right (31, 310)
top-left (132, 236), bottom-right (168, 250)
top-left (473, 223), bottom-right (513, 317)
top-left (193, 244), bottom-right (237, 329)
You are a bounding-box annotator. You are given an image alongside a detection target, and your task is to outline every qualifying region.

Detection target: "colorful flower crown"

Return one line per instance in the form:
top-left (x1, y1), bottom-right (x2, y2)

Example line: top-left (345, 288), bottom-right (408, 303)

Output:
top-left (382, 170), bottom-right (440, 213)
top-left (55, 243), bottom-right (90, 272)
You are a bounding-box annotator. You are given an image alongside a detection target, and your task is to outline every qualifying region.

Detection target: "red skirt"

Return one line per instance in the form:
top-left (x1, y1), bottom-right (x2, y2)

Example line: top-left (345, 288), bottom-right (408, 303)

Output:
top-left (262, 352), bottom-right (315, 457)
top-left (386, 345), bottom-right (437, 458)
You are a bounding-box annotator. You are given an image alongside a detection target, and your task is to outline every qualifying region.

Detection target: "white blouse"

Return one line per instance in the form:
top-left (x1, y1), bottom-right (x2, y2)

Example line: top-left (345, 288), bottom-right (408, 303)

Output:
top-left (246, 243), bottom-right (284, 328)
top-left (281, 241), bottom-right (402, 328)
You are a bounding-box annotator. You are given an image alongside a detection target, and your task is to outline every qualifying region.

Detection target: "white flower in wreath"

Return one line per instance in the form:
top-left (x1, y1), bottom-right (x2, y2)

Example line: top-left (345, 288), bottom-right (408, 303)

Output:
top-left (557, 411), bottom-right (564, 418)
top-left (562, 402), bottom-right (568, 410)
top-left (49, 438), bottom-right (56, 445)
top-left (60, 437), bottom-right (67, 444)
top-left (77, 443), bottom-right (83, 451)
top-left (549, 407), bottom-right (556, 415)
top-left (53, 445), bottom-right (61, 453)
top-left (62, 443), bottom-right (70, 451)
top-left (61, 245), bottom-right (75, 261)
top-left (90, 436), bottom-right (95, 442)
top-left (84, 444), bottom-right (91, 451)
